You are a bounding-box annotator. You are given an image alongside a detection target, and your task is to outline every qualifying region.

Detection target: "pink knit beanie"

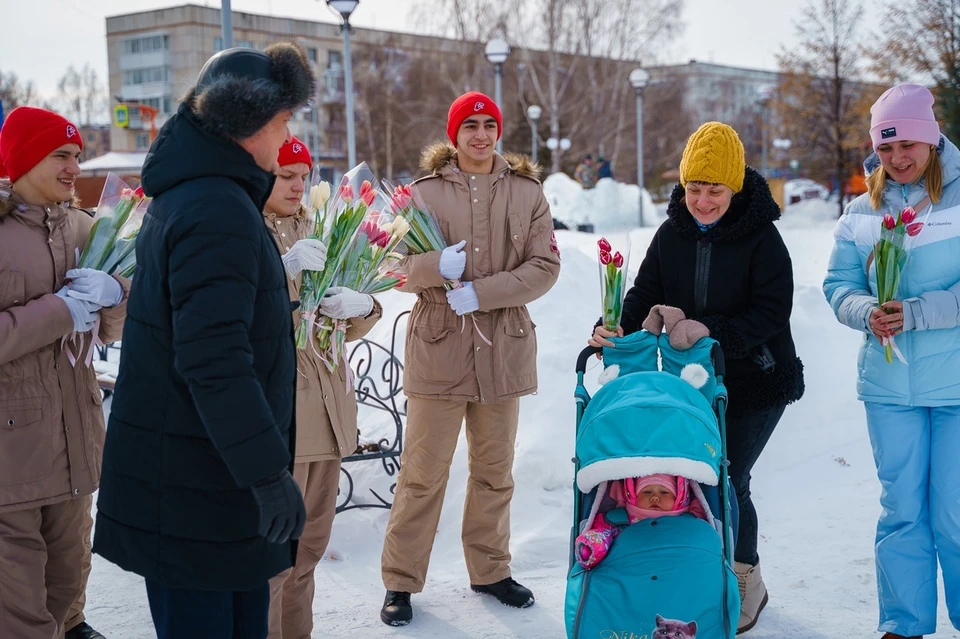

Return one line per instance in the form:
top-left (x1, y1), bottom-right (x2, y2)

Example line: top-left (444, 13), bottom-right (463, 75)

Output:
top-left (633, 474), bottom-right (677, 496)
top-left (870, 84), bottom-right (940, 150)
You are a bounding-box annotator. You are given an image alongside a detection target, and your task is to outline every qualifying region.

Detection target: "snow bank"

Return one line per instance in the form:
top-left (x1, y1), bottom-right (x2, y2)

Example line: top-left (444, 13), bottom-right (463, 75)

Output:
top-left (543, 172), bottom-right (660, 233)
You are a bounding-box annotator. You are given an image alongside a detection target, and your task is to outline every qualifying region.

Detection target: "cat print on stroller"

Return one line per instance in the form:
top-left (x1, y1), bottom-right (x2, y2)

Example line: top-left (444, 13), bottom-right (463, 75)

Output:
top-left (599, 615), bottom-right (697, 639)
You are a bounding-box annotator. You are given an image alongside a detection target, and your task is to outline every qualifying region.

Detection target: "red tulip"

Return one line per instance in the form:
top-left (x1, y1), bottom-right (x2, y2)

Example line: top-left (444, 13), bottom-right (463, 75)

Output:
top-left (906, 222), bottom-right (924, 237)
top-left (133, 186), bottom-right (144, 198)
top-left (599, 250), bottom-right (612, 265)
top-left (883, 214), bottom-right (897, 230)
top-left (598, 237), bottom-right (612, 252)
top-left (901, 206), bottom-right (917, 224)
top-left (613, 252), bottom-right (624, 268)
top-left (359, 180), bottom-right (377, 206)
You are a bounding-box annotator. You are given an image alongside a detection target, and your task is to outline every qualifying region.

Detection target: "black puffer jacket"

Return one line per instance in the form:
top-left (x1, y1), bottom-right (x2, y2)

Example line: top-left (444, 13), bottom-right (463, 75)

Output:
top-left (93, 104), bottom-right (297, 590)
top-left (621, 167), bottom-right (804, 415)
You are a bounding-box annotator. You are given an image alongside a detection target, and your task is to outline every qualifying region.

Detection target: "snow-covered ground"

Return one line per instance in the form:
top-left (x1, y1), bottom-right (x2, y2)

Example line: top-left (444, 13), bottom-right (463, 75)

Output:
top-left (86, 196), bottom-right (960, 638)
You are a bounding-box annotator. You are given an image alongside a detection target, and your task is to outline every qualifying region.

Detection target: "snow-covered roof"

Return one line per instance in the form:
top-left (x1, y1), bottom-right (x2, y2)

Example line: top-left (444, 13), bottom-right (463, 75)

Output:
top-left (79, 152), bottom-right (148, 175)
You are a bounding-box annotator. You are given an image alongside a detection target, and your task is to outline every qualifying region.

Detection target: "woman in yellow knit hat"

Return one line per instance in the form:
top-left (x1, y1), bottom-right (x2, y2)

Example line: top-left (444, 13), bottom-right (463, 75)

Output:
top-left (588, 121), bottom-right (804, 634)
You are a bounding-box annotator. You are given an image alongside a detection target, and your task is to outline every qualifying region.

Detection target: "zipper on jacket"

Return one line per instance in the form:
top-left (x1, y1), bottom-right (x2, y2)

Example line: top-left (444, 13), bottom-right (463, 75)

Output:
top-left (694, 240), bottom-right (711, 317)
top-left (571, 569), bottom-right (593, 638)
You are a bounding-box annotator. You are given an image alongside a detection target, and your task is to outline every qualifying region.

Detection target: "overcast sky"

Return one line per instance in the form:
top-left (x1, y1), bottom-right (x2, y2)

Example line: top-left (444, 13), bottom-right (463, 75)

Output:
top-left (2, 0), bottom-right (883, 98)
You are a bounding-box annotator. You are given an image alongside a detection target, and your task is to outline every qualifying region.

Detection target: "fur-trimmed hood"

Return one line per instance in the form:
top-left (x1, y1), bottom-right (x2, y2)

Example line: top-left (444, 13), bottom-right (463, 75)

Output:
top-left (666, 166), bottom-right (780, 243)
top-left (419, 142), bottom-right (542, 182)
top-left (185, 42), bottom-right (316, 141)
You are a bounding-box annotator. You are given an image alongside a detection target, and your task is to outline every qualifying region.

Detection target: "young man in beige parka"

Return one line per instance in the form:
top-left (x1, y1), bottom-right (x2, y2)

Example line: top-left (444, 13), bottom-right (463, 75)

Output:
top-left (379, 91), bottom-right (561, 626)
top-left (264, 137), bottom-right (384, 639)
top-left (0, 106), bottom-right (129, 639)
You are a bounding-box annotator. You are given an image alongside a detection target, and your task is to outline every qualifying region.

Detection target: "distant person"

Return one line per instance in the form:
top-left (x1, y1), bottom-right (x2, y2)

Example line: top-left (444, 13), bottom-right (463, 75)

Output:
top-left (597, 156), bottom-right (613, 180)
top-left (575, 154), bottom-right (598, 189)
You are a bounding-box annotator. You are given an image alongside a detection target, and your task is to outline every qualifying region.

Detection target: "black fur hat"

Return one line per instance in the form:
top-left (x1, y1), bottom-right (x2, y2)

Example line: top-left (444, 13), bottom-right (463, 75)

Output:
top-left (186, 42), bottom-right (316, 140)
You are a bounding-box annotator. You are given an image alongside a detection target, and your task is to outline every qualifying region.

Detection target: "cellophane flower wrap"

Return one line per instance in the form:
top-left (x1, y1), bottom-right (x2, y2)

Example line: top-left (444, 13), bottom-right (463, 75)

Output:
top-left (598, 236), bottom-right (630, 332)
top-left (383, 179), bottom-right (463, 294)
top-left (314, 196), bottom-right (411, 372)
top-left (78, 172), bottom-right (150, 278)
top-left (295, 163), bottom-right (377, 352)
top-left (874, 204), bottom-right (926, 364)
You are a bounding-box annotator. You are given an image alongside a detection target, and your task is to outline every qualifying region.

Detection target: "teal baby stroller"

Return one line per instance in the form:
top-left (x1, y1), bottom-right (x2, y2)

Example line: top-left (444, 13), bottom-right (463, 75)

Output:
top-left (566, 329), bottom-right (740, 639)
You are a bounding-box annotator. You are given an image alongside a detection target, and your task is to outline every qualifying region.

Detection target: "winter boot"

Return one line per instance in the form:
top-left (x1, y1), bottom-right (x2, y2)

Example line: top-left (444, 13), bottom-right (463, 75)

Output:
top-left (880, 634), bottom-right (923, 638)
top-left (735, 561), bottom-right (768, 634)
top-left (65, 622), bottom-right (106, 639)
top-left (380, 590), bottom-right (413, 627)
top-left (470, 577), bottom-right (535, 609)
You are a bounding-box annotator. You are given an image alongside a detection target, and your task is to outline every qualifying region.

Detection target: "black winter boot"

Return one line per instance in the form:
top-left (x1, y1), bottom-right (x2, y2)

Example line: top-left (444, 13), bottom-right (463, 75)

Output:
top-left (65, 622), bottom-right (106, 639)
top-left (380, 590), bottom-right (413, 626)
top-left (470, 577), bottom-right (535, 608)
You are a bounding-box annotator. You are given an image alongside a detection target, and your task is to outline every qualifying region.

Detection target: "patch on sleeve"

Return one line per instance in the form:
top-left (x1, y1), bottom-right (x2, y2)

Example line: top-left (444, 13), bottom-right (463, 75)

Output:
top-left (550, 230), bottom-right (561, 258)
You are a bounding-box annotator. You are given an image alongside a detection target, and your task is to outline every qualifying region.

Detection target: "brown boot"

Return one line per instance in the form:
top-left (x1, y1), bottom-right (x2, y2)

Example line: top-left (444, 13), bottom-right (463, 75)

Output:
top-left (880, 634), bottom-right (923, 639)
top-left (735, 561), bottom-right (769, 634)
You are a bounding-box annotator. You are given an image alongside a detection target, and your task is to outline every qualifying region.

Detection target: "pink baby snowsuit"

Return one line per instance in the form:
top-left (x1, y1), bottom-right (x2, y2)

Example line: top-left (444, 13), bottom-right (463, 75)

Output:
top-left (575, 474), bottom-right (707, 570)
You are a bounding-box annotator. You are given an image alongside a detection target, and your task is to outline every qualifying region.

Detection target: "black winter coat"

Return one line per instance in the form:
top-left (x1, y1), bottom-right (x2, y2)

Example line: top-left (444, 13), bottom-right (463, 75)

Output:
top-left (93, 104), bottom-right (297, 590)
top-left (621, 167), bottom-right (804, 415)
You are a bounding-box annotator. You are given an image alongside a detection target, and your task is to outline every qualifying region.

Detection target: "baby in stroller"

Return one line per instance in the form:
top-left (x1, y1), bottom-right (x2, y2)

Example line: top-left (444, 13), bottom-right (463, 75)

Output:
top-left (575, 473), bottom-right (707, 569)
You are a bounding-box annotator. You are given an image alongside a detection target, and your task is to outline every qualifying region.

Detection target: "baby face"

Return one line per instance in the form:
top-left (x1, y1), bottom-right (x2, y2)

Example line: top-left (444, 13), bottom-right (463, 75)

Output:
top-left (637, 485), bottom-right (676, 511)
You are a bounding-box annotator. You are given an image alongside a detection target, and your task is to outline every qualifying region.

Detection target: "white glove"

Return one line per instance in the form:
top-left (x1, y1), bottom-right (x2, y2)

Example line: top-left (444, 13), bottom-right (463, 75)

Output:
top-left (319, 287), bottom-right (374, 320)
top-left (439, 240), bottom-right (467, 280)
top-left (65, 269), bottom-right (123, 308)
top-left (281, 238), bottom-right (328, 278)
top-left (445, 282), bottom-right (479, 316)
top-left (55, 287), bottom-right (100, 333)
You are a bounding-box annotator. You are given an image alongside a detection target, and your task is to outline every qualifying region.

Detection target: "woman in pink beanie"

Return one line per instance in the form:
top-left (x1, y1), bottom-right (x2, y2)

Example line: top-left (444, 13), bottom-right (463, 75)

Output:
top-left (824, 83), bottom-right (960, 639)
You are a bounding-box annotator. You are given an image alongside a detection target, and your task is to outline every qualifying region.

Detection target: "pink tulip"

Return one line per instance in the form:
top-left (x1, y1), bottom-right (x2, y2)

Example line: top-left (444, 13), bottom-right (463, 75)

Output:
top-left (359, 180), bottom-right (377, 206)
top-left (613, 252), bottom-right (624, 268)
top-left (883, 214), bottom-right (897, 230)
top-left (598, 237), bottom-right (612, 252)
top-left (907, 222), bottom-right (924, 237)
top-left (599, 250), bottom-right (612, 265)
top-left (901, 206), bottom-right (917, 224)
top-left (340, 184), bottom-right (355, 203)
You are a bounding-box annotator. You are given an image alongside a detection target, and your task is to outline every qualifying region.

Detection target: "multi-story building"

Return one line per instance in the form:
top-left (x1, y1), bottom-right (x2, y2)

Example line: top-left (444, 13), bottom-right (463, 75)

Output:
top-left (105, 4), bottom-right (457, 179)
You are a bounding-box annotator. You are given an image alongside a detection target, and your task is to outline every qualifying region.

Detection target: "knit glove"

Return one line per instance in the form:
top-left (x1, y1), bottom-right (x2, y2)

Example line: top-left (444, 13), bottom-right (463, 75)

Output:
top-left (55, 287), bottom-right (100, 333)
top-left (250, 470), bottom-right (306, 544)
top-left (65, 268), bottom-right (123, 308)
top-left (319, 287), bottom-right (374, 319)
top-left (446, 282), bottom-right (479, 316)
top-left (642, 304), bottom-right (710, 350)
top-left (281, 238), bottom-right (328, 278)
top-left (439, 240), bottom-right (467, 280)
top-left (575, 514), bottom-right (621, 570)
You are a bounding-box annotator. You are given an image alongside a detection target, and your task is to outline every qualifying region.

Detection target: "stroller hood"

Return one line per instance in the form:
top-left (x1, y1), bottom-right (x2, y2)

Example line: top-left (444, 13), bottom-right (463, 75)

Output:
top-left (576, 370), bottom-right (722, 493)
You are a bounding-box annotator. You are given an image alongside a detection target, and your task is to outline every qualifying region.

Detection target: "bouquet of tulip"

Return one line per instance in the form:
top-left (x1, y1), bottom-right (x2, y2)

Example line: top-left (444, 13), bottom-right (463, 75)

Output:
top-left (384, 180), bottom-right (462, 293)
top-left (598, 236), bottom-right (630, 331)
top-left (78, 173), bottom-right (150, 278)
top-left (296, 163), bottom-right (378, 351)
top-left (874, 205), bottom-right (925, 363)
top-left (314, 205), bottom-right (411, 371)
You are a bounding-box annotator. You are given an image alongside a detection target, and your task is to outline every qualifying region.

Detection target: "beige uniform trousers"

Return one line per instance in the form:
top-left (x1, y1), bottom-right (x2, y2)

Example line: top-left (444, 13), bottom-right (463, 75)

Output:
top-left (64, 495), bottom-right (93, 633)
top-left (381, 397), bottom-right (520, 593)
top-left (267, 459), bottom-right (342, 639)
top-left (0, 496), bottom-right (87, 639)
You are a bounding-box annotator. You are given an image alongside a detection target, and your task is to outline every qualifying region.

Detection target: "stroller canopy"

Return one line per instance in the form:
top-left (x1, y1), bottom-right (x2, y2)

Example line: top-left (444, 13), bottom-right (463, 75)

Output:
top-left (576, 370), bottom-right (722, 493)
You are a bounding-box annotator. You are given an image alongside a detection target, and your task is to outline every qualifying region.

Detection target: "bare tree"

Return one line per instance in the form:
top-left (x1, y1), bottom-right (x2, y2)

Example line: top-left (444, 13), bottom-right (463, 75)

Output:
top-left (776, 0), bottom-right (872, 217)
top-left (869, 0), bottom-right (960, 142)
top-left (57, 64), bottom-right (105, 126)
top-left (0, 70), bottom-right (39, 111)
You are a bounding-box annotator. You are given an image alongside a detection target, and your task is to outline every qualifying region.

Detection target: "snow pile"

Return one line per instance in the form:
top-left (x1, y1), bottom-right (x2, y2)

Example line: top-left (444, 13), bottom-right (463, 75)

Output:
top-left (87, 200), bottom-right (960, 637)
top-left (543, 172), bottom-right (660, 233)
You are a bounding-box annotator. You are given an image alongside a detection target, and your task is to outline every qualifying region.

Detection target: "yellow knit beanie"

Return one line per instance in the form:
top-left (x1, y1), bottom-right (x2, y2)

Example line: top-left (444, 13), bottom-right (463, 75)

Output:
top-left (679, 122), bottom-right (745, 193)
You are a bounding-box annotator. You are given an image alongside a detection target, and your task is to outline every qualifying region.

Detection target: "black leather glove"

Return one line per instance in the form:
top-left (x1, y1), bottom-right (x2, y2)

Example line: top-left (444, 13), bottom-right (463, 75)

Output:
top-left (250, 470), bottom-right (306, 544)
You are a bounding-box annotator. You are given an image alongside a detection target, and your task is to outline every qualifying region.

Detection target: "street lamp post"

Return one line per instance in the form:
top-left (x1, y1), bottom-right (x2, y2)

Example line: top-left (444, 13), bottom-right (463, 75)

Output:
top-left (756, 84), bottom-right (774, 178)
top-left (485, 39), bottom-right (510, 153)
top-left (629, 68), bottom-right (650, 228)
top-left (527, 105), bottom-right (541, 165)
top-left (221, 0), bottom-right (233, 49)
top-left (326, 0), bottom-right (360, 168)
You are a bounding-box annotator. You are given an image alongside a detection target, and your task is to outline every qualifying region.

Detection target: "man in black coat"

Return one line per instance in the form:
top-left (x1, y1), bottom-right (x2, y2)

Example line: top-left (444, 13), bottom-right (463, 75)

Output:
top-left (590, 122), bottom-right (803, 635)
top-left (93, 43), bottom-right (318, 638)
